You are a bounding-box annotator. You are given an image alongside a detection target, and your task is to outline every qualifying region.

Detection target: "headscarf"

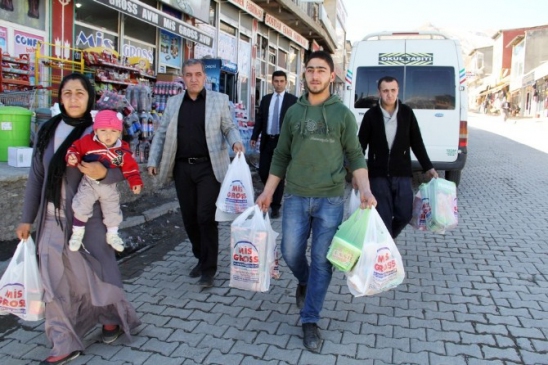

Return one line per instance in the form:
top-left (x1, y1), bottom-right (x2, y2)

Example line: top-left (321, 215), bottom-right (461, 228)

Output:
top-left (36, 73), bottom-right (95, 226)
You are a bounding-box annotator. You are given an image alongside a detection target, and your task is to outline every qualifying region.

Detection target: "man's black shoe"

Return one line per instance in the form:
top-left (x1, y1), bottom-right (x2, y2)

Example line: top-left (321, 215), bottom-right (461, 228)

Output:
top-left (271, 207), bottom-right (280, 219)
top-left (189, 263), bottom-right (201, 278)
top-left (198, 274), bottom-right (214, 288)
top-left (296, 284), bottom-right (307, 309)
top-left (302, 323), bottom-right (322, 352)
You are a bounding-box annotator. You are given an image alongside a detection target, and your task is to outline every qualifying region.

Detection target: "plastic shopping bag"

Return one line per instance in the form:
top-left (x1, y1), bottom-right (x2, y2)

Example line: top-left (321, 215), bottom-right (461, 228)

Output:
top-left (327, 208), bottom-right (372, 272)
top-left (216, 152), bottom-right (254, 215)
top-left (420, 178), bottom-right (458, 234)
top-left (230, 205), bottom-right (278, 292)
top-left (0, 237), bottom-right (45, 321)
top-left (409, 190), bottom-right (429, 231)
top-left (265, 214), bottom-right (280, 279)
top-left (347, 189), bottom-right (361, 217)
top-left (346, 207), bottom-right (405, 297)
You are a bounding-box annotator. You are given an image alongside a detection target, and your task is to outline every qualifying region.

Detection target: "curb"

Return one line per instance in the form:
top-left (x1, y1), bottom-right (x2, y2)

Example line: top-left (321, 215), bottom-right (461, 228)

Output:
top-left (119, 201), bottom-right (180, 230)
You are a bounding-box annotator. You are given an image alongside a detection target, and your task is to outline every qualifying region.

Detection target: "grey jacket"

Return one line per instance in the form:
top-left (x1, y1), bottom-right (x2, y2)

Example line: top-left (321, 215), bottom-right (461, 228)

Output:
top-left (148, 89), bottom-right (242, 184)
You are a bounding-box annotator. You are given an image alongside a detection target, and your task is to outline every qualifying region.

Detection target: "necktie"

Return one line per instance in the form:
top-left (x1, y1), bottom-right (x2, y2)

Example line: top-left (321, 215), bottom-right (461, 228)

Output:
top-left (271, 93), bottom-right (280, 135)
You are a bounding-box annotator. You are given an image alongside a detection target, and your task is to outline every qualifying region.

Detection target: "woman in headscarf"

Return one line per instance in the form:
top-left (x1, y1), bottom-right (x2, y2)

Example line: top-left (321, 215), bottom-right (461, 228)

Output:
top-left (16, 73), bottom-right (140, 365)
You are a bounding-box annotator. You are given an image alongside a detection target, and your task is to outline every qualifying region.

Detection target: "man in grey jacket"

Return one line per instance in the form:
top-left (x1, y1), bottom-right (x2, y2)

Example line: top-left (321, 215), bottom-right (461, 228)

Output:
top-left (148, 59), bottom-right (244, 288)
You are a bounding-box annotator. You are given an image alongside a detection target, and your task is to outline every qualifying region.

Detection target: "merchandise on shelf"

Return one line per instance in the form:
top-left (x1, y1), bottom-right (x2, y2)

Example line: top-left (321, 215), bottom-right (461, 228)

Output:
top-left (152, 81), bottom-right (184, 113)
top-left (1, 50), bottom-right (32, 92)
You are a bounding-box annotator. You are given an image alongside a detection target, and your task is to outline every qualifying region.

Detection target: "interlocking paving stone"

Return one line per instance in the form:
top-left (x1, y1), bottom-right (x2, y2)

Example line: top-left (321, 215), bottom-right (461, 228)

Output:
top-left (3, 115), bottom-right (548, 364)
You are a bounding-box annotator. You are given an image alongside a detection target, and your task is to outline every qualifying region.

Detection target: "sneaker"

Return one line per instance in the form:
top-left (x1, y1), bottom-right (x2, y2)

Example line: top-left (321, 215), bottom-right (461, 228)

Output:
top-left (39, 350), bottom-right (81, 365)
top-left (102, 325), bottom-right (124, 344)
top-left (68, 229), bottom-right (85, 251)
top-left (106, 233), bottom-right (124, 252)
top-left (296, 284), bottom-right (307, 309)
top-left (302, 323), bottom-right (322, 352)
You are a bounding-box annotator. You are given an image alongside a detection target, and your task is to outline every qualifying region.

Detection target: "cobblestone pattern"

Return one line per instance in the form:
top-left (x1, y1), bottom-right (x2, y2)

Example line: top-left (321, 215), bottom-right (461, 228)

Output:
top-left (1, 121), bottom-right (547, 364)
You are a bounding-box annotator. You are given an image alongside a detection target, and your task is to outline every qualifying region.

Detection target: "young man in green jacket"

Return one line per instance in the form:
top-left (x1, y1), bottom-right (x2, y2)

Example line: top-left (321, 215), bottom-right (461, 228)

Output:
top-left (256, 51), bottom-right (377, 353)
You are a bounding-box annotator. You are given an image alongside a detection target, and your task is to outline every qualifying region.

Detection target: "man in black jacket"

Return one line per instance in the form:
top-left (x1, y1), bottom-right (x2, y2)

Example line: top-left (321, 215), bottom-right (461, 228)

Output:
top-left (358, 76), bottom-right (438, 238)
top-left (251, 70), bottom-right (298, 218)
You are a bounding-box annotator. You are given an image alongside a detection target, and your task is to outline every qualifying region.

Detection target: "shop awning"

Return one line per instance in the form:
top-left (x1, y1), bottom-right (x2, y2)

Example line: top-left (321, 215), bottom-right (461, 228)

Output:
top-left (92, 0), bottom-right (213, 47)
top-left (479, 82), bottom-right (509, 96)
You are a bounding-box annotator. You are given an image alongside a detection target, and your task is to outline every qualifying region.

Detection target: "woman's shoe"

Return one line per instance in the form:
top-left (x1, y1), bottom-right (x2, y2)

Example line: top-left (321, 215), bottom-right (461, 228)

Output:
top-left (39, 350), bottom-right (81, 365)
top-left (102, 325), bottom-right (124, 344)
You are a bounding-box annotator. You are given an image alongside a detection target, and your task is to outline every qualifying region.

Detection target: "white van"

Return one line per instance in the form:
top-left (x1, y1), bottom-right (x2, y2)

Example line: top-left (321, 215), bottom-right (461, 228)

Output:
top-left (343, 31), bottom-right (468, 185)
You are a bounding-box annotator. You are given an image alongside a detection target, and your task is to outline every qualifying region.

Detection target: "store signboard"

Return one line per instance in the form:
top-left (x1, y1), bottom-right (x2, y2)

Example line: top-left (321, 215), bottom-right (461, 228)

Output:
top-left (264, 14), bottom-right (308, 50)
top-left (75, 25), bottom-right (118, 51)
top-left (159, 0), bottom-right (211, 23)
top-left (226, 0), bottom-right (264, 21)
top-left (92, 0), bottom-right (212, 47)
top-left (13, 30), bottom-right (43, 55)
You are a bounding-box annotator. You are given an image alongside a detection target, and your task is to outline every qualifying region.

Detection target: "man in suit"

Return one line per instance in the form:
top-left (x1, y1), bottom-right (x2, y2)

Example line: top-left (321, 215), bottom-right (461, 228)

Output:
top-left (148, 59), bottom-right (244, 288)
top-left (251, 70), bottom-right (297, 218)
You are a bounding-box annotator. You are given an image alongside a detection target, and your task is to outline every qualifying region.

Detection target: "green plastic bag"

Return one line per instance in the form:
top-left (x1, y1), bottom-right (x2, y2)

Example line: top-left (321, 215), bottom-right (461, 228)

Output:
top-left (327, 208), bottom-right (372, 272)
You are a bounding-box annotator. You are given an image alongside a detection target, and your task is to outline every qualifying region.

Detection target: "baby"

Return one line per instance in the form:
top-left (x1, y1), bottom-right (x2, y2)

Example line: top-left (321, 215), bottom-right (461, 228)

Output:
top-left (66, 109), bottom-right (143, 252)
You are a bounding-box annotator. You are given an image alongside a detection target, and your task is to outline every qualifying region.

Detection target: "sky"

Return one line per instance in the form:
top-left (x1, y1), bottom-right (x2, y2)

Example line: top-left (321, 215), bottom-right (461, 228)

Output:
top-left (343, 0), bottom-right (548, 43)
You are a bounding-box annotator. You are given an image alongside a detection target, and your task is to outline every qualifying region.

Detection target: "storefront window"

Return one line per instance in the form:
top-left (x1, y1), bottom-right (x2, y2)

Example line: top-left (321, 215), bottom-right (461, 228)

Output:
top-left (209, 4), bottom-right (217, 26)
top-left (288, 47), bottom-right (298, 73)
top-left (75, 0), bottom-right (119, 33)
top-left (220, 21), bottom-right (237, 37)
top-left (124, 15), bottom-right (156, 45)
top-left (277, 49), bottom-right (287, 69)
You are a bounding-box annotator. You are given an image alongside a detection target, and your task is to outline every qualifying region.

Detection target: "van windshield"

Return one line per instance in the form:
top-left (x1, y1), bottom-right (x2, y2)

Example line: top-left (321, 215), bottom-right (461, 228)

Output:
top-left (354, 66), bottom-right (456, 110)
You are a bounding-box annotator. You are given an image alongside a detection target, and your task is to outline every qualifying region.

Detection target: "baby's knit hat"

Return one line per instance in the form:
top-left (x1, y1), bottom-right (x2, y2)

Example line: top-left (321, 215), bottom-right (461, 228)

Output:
top-left (93, 110), bottom-right (123, 131)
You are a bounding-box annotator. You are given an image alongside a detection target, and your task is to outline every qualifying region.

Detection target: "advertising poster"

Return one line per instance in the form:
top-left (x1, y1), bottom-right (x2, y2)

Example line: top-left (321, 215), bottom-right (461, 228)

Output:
top-left (14, 30), bottom-right (43, 86)
top-left (0, 26), bottom-right (7, 51)
top-left (159, 29), bottom-right (182, 69)
top-left (0, 0), bottom-right (46, 31)
top-left (203, 59), bottom-right (221, 92)
top-left (218, 32), bottom-right (237, 64)
top-left (122, 39), bottom-right (155, 74)
top-left (194, 23), bottom-right (216, 59)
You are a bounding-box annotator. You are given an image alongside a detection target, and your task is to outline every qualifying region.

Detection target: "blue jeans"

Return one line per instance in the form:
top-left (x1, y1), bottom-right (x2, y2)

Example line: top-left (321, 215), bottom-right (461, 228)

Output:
top-left (281, 194), bottom-right (345, 323)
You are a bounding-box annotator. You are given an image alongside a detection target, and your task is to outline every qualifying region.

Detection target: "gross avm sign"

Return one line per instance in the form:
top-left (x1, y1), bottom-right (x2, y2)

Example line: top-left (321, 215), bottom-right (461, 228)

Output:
top-left (92, 0), bottom-right (212, 47)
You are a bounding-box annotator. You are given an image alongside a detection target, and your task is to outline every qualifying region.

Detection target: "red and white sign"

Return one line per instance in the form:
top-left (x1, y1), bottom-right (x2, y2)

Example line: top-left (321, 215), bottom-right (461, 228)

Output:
top-left (227, 0), bottom-right (264, 21)
top-left (264, 14), bottom-right (308, 50)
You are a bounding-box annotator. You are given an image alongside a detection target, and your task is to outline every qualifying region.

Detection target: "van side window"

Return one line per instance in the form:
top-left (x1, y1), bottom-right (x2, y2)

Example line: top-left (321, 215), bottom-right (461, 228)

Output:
top-left (405, 67), bottom-right (455, 110)
top-left (354, 66), bottom-right (455, 110)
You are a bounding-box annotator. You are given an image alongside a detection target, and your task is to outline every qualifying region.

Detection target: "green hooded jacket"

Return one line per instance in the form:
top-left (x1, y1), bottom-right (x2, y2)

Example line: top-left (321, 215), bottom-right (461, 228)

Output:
top-left (270, 93), bottom-right (367, 197)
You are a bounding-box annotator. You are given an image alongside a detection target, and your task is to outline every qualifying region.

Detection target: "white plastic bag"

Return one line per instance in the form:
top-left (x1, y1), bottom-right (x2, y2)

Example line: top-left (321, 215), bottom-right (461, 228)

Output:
top-left (346, 207), bottom-right (405, 297)
top-left (409, 190), bottom-right (429, 231)
top-left (0, 237), bottom-right (45, 321)
top-left (347, 189), bottom-right (361, 217)
top-left (420, 178), bottom-right (458, 234)
top-left (230, 205), bottom-right (278, 292)
top-left (216, 152), bottom-right (254, 215)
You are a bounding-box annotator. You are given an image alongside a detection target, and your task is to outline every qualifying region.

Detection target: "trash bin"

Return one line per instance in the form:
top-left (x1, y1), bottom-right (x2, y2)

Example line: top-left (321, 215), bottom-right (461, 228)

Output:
top-left (0, 106), bottom-right (33, 162)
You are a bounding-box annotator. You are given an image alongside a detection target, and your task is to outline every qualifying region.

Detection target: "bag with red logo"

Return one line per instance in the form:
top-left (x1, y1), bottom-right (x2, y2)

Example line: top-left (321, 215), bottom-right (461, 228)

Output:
top-left (0, 237), bottom-right (44, 321)
top-left (409, 190), bottom-right (429, 231)
top-left (230, 205), bottom-right (277, 292)
top-left (216, 152), bottom-right (254, 216)
top-left (346, 207), bottom-right (405, 297)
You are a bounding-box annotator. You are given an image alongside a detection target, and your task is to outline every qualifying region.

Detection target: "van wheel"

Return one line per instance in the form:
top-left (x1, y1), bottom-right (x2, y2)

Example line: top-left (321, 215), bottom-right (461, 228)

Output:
top-left (444, 170), bottom-right (461, 186)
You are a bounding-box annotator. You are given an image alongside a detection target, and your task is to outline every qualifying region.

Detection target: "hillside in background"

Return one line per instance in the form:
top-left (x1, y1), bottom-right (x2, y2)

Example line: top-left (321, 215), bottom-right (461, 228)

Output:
top-left (416, 22), bottom-right (494, 56)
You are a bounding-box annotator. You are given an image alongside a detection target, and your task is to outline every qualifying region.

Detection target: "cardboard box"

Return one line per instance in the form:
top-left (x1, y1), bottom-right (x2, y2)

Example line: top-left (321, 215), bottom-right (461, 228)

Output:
top-left (8, 147), bottom-right (32, 167)
top-left (156, 73), bottom-right (182, 82)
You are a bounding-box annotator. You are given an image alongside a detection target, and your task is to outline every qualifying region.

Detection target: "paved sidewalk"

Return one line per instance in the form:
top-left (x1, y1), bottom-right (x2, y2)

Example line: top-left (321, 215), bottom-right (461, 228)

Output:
top-left (1, 124), bottom-right (547, 364)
